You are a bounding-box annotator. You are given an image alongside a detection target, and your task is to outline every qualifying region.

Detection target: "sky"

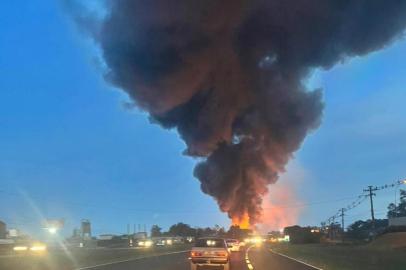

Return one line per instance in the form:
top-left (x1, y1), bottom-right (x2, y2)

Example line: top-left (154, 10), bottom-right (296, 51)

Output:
top-left (0, 0), bottom-right (405, 238)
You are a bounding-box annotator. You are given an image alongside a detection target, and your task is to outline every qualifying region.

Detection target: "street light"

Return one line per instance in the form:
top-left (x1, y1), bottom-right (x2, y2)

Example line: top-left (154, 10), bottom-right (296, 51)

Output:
top-left (43, 219), bottom-right (64, 235)
top-left (47, 227), bottom-right (58, 235)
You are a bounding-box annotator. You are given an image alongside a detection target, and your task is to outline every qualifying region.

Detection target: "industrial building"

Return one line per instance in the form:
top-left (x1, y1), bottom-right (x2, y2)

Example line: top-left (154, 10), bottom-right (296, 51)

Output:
top-left (0, 220), bottom-right (6, 239)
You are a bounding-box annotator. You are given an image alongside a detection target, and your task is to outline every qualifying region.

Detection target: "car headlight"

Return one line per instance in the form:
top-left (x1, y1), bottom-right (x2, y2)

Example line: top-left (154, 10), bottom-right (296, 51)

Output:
top-left (30, 245), bottom-right (47, 252)
top-left (13, 246), bottom-right (28, 251)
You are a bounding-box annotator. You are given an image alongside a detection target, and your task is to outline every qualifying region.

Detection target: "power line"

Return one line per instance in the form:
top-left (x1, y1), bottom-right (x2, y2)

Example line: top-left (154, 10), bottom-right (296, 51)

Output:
top-left (2, 178), bottom-right (404, 229)
top-left (363, 179), bottom-right (406, 229)
top-left (323, 194), bottom-right (368, 226)
top-left (323, 178), bottom-right (406, 228)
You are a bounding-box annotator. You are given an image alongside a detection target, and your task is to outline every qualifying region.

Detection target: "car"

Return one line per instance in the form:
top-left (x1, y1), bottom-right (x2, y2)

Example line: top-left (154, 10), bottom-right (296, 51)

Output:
top-left (137, 239), bottom-right (153, 248)
top-left (13, 242), bottom-right (47, 254)
top-left (190, 238), bottom-right (230, 270)
top-left (226, 239), bottom-right (240, 252)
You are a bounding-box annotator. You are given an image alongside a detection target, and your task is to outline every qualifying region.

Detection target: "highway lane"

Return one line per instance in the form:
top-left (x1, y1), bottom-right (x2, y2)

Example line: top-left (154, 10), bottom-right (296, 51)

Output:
top-left (0, 245), bottom-right (321, 270)
top-left (79, 249), bottom-right (248, 270)
top-left (248, 245), bottom-right (321, 270)
top-left (78, 251), bottom-right (191, 270)
top-left (78, 245), bottom-right (320, 270)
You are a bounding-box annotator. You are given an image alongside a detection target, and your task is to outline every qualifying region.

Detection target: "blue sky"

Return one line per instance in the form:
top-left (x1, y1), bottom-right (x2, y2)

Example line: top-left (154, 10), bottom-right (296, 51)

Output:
top-left (1, 0), bottom-right (405, 238)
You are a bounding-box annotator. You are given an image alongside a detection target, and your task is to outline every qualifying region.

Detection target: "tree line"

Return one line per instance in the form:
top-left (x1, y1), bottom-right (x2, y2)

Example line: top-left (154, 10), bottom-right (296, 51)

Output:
top-left (150, 223), bottom-right (251, 239)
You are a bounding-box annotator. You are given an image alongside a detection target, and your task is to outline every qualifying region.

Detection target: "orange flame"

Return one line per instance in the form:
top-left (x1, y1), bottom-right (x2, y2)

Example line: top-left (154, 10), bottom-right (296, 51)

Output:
top-left (230, 183), bottom-right (300, 231)
top-left (232, 213), bottom-right (250, 229)
top-left (230, 163), bottom-right (306, 232)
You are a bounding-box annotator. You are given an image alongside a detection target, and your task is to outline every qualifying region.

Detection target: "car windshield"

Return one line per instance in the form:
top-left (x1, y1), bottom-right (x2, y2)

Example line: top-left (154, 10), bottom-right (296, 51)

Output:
top-left (2, 1), bottom-right (406, 270)
top-left (195, 239), bottom-right (225, 248)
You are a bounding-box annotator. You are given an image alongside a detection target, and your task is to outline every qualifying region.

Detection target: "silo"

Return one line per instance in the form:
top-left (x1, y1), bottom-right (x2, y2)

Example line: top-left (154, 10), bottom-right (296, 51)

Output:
top-left (81, 219), bottom-right (92, 239)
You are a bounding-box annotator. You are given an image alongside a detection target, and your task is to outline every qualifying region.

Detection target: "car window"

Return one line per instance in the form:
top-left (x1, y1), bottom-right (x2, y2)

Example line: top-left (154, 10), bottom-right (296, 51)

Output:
top-left (195, 239), bottom-right (225, 248)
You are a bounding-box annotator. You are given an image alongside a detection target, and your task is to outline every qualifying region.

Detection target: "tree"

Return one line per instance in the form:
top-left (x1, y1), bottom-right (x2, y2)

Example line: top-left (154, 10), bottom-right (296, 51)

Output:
top-left (347, 219), bottom-right (388, 240)
top-left (387, 189), bottom-right (406, 218)
top-left (217, 227), bottom-right (227, 237)
top-left (398, 190), bottom-right (406, 216)
top-left (388, 203), bottom-right (397, 218)
top-left (150, 225), bottom-right (162, 237)
top-left (227, 225), bottom-right (251, 240)
top-left (168, 223), bottom-right (196, 237)
top-left (401, 189), bottom-right (406, 201)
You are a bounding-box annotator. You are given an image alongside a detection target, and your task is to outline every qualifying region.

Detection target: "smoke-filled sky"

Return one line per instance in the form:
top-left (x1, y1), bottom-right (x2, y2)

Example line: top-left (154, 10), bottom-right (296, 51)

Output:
top-left (1, 0), bottom-right (406, 236)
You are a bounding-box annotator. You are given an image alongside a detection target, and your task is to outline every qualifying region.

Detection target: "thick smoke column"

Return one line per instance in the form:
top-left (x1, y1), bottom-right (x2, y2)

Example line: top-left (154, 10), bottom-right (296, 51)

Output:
top-left (74, 0), bottom-right (406, 225)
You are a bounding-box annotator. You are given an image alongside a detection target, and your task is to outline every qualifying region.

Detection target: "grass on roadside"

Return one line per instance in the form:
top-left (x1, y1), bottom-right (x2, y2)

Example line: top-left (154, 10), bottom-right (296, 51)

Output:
top-left (270, 242), bottom-right (406, 270)
top-left (0, 244), bottom-right (193, 270)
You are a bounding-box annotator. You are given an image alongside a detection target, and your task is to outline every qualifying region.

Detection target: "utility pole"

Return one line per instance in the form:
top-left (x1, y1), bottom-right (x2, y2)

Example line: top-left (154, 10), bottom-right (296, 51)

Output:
top-left (364, 186), bottom-right (378, 229)
top-left (340, 208), bottom-right (345, 241)
top-left (341, 208), bottom-right (345, 231)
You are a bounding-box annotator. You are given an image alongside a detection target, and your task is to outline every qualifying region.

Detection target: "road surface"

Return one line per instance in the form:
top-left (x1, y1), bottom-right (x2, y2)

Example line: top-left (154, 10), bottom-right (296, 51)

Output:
top-left (74, 245), bottom-right (321, 270)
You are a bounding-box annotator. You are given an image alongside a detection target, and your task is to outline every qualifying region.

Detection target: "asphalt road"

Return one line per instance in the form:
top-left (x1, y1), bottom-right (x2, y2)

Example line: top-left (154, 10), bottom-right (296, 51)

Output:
top-left (74, 245), bottom-right (320, 270)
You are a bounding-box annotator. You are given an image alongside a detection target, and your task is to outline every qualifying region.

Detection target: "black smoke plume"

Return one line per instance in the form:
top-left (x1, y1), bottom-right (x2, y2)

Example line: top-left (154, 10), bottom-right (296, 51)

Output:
top-left (69, 0), bottom-right (406, 225)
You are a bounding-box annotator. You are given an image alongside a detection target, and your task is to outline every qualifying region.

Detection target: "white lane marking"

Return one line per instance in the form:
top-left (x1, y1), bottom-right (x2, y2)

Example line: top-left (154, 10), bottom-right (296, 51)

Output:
top-left (269, 249), bottom-right (323, 270)
top-left (75, 250), bottom-right (189, 270)
top-left (0, 254), bottom-right (23, 258)
top-left (245, 245), bottom-right (255, 270)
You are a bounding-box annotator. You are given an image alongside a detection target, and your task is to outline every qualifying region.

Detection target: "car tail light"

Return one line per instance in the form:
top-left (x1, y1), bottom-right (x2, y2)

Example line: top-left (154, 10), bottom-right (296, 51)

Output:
top-left (215, 251), bottom-right (228, 257)
top-left (191, 251), bottom-right (203, 257)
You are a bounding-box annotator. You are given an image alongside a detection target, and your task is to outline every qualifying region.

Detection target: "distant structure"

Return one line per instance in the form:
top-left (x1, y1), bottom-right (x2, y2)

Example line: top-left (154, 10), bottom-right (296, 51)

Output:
top-left (284, 225), bottom-right (321, 244)
top-left (72, 228), bottom-right (81, 238)
top-left (0, 220), bottom-right (6, 239)
top-left (81, 219), bottom-right (92, 239)
top-left (8, 228), bottom-right (20, 238)
top-left (98, 234), bottom-right (115, 240)
top-left (134, 232), bottom-right (147, 240)
top-left (327, 223), bottom-right (343, 240)
top-left (65, 219), bottom-right (97, 248)
top-left (389, 216), bottom-right (406, 227)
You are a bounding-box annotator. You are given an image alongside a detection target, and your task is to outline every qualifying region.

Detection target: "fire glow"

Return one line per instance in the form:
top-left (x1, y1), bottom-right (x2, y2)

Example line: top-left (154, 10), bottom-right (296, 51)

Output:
top-left (258, 180), bottom-right (301, 232)
top-left (232, 213), bottom-right (250, 230)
